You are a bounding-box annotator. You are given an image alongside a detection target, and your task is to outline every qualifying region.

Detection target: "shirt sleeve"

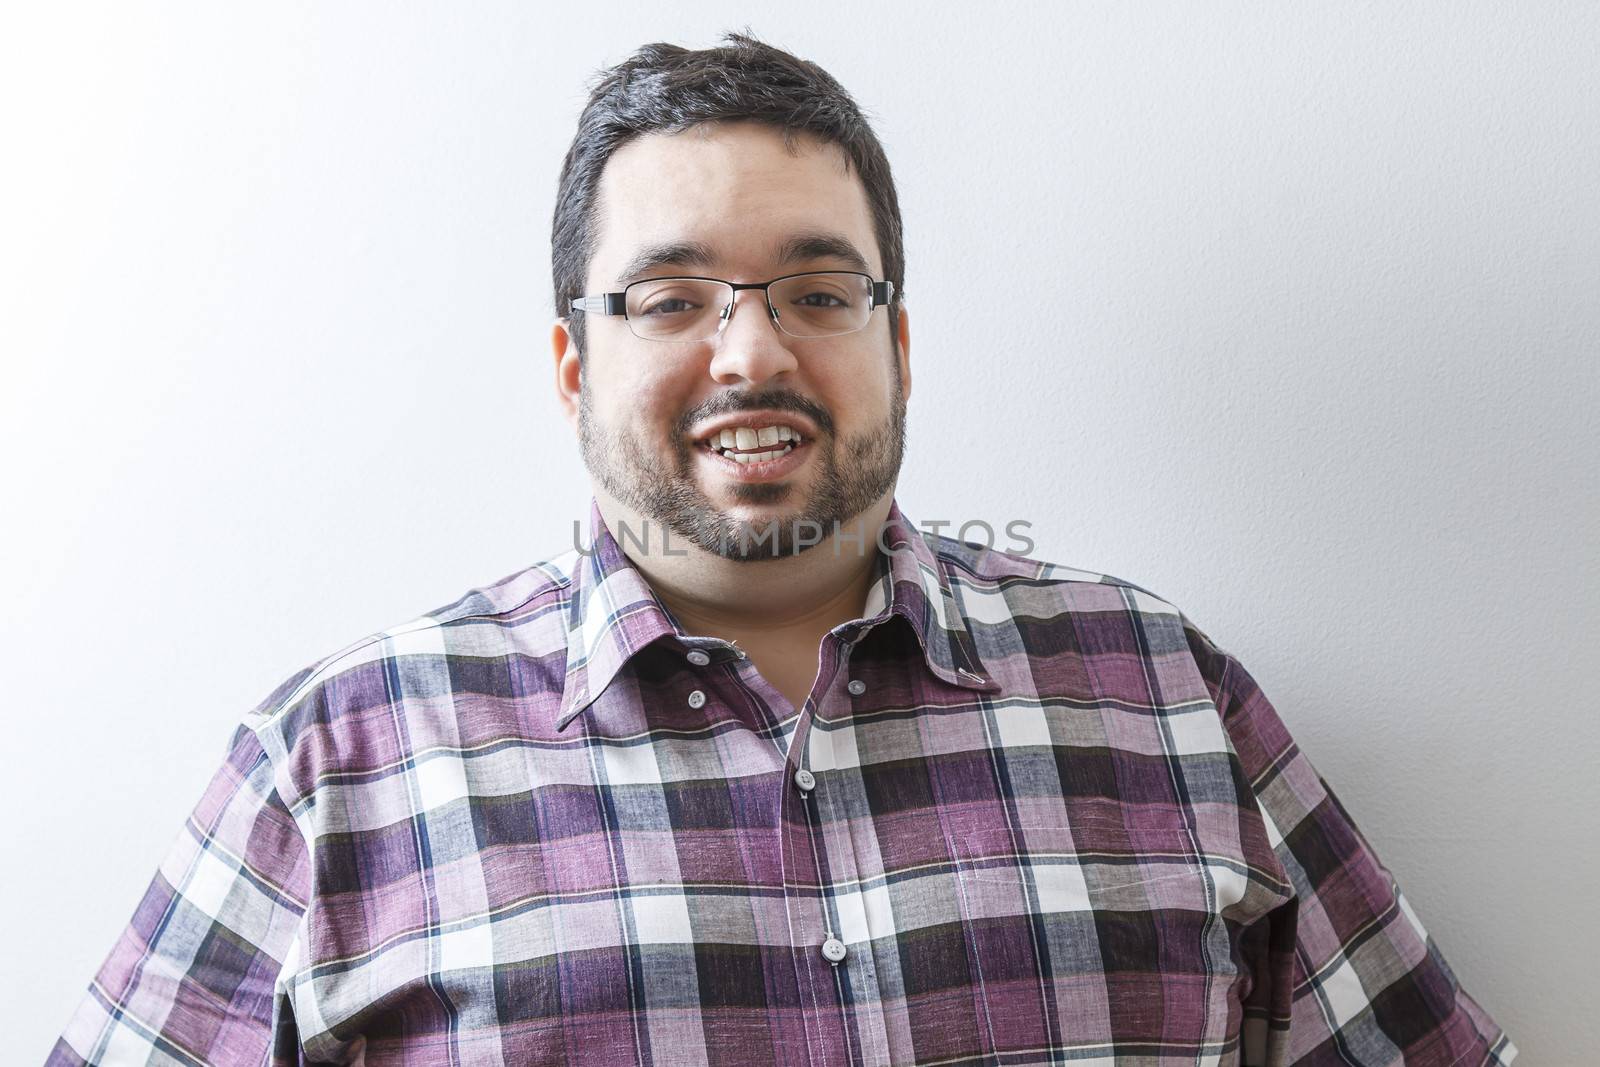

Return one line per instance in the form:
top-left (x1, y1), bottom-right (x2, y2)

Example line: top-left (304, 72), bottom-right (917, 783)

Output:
top-left (1181, 616), bottom-right (1518, 1066)
top-left (47, 719), bottom-right (311, 1066)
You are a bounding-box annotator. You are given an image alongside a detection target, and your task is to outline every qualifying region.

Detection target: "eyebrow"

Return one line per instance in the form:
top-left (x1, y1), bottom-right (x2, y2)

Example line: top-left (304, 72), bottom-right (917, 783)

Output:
top-left (613, 231), bottom-right (873, 288)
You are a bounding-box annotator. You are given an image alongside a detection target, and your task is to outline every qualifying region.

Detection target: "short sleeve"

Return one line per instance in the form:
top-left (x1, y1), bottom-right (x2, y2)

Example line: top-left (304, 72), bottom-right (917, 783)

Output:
top-left (1182, 617), bottom-right (1518, 1066)
top-left (47, 720), bottom-right (311, 1066)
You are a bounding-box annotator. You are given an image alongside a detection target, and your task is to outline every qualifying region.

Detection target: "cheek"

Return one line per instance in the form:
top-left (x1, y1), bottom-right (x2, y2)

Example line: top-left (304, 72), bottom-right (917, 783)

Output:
top-left (825, 364), bottom-right (895, 430)
top-left (592, 356), bottom-right (695, 422)
top-left (621, 372), bottom-right (702, 445)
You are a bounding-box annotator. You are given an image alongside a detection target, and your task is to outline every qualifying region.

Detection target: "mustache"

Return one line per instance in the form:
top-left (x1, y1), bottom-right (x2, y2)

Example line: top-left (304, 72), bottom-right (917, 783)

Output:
top-left (672, 395), bottom-right (832, 435)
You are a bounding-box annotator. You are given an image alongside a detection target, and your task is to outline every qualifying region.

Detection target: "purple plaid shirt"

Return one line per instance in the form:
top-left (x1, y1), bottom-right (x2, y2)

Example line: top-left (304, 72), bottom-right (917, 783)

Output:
top-left (50, 500), bottom-right (1516, 1066)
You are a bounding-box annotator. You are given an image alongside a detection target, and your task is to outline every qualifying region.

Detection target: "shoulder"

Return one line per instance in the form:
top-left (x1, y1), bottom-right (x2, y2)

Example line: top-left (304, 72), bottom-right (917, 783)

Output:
top-left (922, 528), bottom-right (1235, 668)
top-left (922, 529), bottom-right (1245, 709)
top-left (922, 528), bottom-right (1197, 627)
top-left (235, 551), bottom-right (584, 794)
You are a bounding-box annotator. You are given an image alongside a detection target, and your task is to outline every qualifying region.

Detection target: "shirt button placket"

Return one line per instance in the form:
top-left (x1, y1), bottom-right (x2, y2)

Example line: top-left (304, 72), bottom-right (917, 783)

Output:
top-left (783, 739), bottom-right (837, 1065)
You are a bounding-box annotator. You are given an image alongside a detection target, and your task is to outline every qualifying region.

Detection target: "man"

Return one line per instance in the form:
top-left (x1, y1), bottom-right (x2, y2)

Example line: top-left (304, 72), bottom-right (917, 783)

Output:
top-left (51, 32), bottom-right (1516, 1067)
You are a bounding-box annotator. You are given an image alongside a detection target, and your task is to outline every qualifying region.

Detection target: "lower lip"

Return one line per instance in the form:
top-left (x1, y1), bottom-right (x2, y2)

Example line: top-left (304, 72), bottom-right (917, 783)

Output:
top-left (697, 439), bottom-right (812, 482)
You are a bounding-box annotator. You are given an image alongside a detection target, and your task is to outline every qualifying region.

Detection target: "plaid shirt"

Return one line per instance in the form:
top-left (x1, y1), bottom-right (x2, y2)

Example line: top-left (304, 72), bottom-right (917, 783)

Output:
top-left (51, 500), bottom-right (1516, 1066)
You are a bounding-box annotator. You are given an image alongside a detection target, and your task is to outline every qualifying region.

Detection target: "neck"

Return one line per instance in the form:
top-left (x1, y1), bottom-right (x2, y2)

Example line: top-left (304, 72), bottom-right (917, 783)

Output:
top-left (593, 491), bottom-right (894, 638)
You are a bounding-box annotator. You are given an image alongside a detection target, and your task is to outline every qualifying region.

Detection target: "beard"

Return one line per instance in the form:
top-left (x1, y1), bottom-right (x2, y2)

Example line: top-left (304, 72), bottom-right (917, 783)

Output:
top-left (578, 372), bottom-right (906, 562)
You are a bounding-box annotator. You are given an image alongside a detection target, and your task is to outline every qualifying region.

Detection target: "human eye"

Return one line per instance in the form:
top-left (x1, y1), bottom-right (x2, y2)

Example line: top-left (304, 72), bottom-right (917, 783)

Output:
top-left (634, 281), bottom-right (708, 317)
top-left (787, 275), bottom-right (856, 308)
top-left (795, 290), bottom-right (850, 308)
top-left (640, 296), bottom-right (697, 316)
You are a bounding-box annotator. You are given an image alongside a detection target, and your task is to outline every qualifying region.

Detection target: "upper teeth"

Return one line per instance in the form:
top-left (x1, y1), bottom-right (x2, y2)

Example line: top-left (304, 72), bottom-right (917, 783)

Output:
top-left (707, 425), bottom-right (800, 450)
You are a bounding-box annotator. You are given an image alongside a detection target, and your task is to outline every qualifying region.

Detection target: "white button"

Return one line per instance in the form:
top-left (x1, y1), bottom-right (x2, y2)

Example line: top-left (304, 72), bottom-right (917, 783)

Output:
top-left (794, 768), bottom-right (816, 792)
top-left (821, 937), bottom-right (847, 964)
top-left (735, 649), bottom-right (747, 659)
top-left (686, 650), bottom-right (711, 666)
top-left (847, 679), bottom-right (867, 696)
top-left (687, 690), bottom-right (707, 709)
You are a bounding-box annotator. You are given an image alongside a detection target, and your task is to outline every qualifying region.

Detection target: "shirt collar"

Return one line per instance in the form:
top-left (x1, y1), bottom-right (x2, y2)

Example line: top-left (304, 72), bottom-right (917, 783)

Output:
top-left (556, 498), bottom-right (1000, 731)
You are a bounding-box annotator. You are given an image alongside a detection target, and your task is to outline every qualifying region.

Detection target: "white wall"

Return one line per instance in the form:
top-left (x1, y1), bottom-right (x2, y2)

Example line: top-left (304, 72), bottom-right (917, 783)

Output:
top-left (3, 3), bottom-right (1593, 1060)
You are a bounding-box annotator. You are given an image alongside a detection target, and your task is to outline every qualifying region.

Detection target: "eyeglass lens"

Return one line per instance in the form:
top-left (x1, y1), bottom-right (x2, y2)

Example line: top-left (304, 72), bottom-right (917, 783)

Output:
top-left (623, 273), bottom-right (873, 341)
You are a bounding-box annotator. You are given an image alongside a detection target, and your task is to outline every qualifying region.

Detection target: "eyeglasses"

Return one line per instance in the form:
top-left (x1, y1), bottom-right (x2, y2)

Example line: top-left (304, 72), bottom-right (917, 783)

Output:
top-left (569, 270), bottom-right (895, 343)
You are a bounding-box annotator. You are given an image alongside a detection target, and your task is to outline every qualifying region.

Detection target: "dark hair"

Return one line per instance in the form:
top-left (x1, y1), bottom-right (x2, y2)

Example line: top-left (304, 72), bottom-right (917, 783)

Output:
top-left (551, 30), bottom-right (905, 363)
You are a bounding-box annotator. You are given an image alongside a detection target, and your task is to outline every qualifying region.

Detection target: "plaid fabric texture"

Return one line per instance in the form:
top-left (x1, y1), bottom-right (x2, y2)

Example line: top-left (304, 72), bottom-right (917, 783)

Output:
top-left (50, 500), bottom-right (1516, 1065)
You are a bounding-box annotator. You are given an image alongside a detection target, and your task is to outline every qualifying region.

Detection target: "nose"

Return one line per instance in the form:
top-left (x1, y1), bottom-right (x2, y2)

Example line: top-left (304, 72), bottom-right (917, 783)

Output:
top-left (706, 288), bottom-right (799, 386)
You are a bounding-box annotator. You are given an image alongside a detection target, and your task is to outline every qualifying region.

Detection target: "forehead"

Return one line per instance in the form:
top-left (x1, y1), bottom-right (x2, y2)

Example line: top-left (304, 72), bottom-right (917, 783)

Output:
top-left (589, 121), bottom-right (880, 287)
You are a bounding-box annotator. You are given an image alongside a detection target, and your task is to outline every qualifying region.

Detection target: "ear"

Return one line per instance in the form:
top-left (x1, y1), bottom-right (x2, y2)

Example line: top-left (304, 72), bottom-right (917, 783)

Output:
top-left (552, 318), bottom-right (581, 430)
top-left (895, 304), bottom-right (912, 404)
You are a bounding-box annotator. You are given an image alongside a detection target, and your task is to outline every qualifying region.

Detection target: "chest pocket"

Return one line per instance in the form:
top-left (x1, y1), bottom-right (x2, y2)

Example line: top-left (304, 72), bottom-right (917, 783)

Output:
top-left (951, 821), bottom-right (1214, 1058)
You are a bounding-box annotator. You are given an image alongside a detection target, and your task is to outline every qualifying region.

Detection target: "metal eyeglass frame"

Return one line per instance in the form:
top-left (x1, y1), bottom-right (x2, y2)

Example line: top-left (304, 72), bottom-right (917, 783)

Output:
top-left (569, 270), bottom-right (895, 342)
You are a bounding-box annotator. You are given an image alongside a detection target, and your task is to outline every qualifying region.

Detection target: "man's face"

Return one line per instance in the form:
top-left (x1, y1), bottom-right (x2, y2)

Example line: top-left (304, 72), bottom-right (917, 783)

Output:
top-left (556, 120), bottom-right (912, 561)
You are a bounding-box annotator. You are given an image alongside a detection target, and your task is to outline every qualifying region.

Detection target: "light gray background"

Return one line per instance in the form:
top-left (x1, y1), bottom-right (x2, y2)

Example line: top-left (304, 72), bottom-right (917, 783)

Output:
top-left (3, 3), bottom-right (1593, 1061)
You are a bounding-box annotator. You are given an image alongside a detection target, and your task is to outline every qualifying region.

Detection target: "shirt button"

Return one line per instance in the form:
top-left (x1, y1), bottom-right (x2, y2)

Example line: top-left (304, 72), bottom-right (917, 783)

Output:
top-left (847, 679), bottom-right (867, 696)
top-left (686, 650), bottom-right (711, 666)
top-left (687, 690), bottom-right (707, 709)
top-left (794, 768), bottom-right (816, 793)
top-left (821, 937), bottom-right (847, 964)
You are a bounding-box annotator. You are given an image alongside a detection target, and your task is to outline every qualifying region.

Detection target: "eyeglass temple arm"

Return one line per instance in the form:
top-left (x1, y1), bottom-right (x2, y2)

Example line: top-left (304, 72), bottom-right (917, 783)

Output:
top-left (570, 294), bottom-right (628, 316)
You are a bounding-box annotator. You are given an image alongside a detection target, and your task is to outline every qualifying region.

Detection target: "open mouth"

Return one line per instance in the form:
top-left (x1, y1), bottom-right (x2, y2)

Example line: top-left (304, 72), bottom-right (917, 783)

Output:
top-left (697, 425), bottom-right (819, 479)
top-left (697, 423), bottom-right (806, 465)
